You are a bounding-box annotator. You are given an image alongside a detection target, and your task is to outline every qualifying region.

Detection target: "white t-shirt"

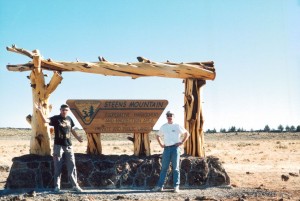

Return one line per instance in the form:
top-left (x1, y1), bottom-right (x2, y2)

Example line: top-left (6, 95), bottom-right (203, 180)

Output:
top-left (157, 123), bottom-right (188, 146)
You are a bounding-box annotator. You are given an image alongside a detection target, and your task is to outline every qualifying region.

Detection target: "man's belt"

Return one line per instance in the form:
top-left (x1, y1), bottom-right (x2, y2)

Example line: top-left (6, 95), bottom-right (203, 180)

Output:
top-left (165, 144), bottom-right (177, 148)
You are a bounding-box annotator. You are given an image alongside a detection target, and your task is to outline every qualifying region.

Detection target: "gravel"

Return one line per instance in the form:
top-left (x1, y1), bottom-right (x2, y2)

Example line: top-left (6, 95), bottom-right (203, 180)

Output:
top-left (0, 186), bottom-right (281, 201)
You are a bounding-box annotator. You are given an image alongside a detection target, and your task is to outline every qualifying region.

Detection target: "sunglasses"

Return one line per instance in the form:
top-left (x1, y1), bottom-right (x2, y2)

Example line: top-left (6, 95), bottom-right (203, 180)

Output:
top-left (166, 114), bottom-right (173, 117)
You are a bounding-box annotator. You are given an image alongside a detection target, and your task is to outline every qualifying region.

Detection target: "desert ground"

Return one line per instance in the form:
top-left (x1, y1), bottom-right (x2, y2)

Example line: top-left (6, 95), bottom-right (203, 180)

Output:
top-left (0, 128), bottom-right (299, 200)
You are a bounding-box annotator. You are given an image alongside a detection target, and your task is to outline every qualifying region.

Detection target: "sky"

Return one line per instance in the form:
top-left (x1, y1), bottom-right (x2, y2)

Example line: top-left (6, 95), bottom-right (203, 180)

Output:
top-left (0, 0), bottom-right (299, 131)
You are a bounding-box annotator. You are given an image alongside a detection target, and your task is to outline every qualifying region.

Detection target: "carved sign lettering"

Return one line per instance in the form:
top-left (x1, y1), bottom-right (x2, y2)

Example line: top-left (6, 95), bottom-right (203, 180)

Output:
top-left (67, 99), bottom-right (168, 133)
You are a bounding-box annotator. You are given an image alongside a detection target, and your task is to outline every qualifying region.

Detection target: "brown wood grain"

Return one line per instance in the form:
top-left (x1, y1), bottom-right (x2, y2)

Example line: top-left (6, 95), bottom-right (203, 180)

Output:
top-left (67, 99), bottom-right (168, 134)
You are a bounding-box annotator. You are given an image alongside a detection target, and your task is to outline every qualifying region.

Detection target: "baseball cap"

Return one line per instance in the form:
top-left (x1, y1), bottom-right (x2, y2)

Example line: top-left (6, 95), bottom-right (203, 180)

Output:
top-left (166, 110), bottom-right (174, 116)
top-left (60, 104), bottom-right (69, 110)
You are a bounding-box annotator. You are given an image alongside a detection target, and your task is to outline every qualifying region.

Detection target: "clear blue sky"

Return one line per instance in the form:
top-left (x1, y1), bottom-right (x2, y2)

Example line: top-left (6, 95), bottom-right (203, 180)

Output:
top-left (0, 0), bottom-right (299, 131)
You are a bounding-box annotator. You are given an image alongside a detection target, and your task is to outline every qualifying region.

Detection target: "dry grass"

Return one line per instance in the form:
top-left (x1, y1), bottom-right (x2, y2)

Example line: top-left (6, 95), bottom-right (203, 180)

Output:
top-left (0, 129), bottom-right (299, 196)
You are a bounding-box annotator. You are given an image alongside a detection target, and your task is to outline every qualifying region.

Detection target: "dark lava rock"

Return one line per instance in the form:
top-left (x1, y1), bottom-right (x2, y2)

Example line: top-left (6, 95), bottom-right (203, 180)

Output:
top-left (181, 158), bottom-right (191, 172)
top-left (146, 173), bottom-right (159, 187)
top-left (188, 170), bottom-right (207, 186)
top-left (76, 159), bottom-right (94, 175)
top-left (120, 173), bottom-right (133, 186)
top-left (41, 170), bottom-right (53, 188)
top-left (90, 171), bottom-right (116, 187)
top-left (27, 161), bottom-right (39, 169)
top-left (7, 169), bottom-right (36, 189)
top-left (192, 158), bottom-right (208, 172)
top-left (94, 160), bottom-right (115, 172)
top-left (6, 154), bottom-right (230, 189)
top-left (115, 162), bottom-right (130, 174)
top-left (134, 173), bottom-right (145, 187)
top-left (140, 160), bottom-right (153, 175)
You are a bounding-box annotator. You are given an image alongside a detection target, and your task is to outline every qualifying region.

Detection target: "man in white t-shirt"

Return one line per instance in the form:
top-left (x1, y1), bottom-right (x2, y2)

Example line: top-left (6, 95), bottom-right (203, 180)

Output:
top-left (152, 110), bottom-right (190, 193)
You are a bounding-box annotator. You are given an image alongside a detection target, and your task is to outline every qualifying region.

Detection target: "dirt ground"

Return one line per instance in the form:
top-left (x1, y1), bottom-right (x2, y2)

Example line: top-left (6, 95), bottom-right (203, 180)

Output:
top-left (0, 128), bottom-right (299, 200)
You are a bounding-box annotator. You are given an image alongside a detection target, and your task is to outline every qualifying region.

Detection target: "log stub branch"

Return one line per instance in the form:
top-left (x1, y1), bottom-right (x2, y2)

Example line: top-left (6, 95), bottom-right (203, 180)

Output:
top-left (7, 63), bottom-right (33, 72)
top-left (45, 71), bottom-right (63, 98)
top-left (26, 115), bottom-right (32, 125)
top-left (6, 45), bottom-right (34, 59)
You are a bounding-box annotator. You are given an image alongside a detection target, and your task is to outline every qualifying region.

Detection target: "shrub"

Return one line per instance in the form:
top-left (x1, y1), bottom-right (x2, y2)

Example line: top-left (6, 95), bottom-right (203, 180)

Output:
top-left (264, 125), bottom-right (270, 132)
top-left (278, 124), bottom-right (284, 132)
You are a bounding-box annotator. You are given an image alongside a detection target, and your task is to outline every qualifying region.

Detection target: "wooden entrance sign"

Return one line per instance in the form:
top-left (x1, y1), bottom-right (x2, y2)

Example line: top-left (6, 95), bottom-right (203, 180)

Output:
top-left (67, 99), bottom-right (168, 156)
top-left (6, 45), bottom-right (216, 157)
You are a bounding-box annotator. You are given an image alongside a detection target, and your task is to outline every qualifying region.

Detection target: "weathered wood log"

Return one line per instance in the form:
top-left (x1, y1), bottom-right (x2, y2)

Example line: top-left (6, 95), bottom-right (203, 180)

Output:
top-left (133, 133), bottom-right (151, 156)
top-left (26, 114), bottom-right (32, 125)
top-left (184, 79), bottom-right (206, 157)
top-left (45, 71), bottom-right (62, 98)
top-left (133, 133), bottom-right (140, 155)
top-left (6, 47), bottom-right (63, 156)
top-left (29, 52), bottom-right (51, 155)
top-left (86, 133), bottom-right (102, 154)
top-left (6, 45), bottom-right (216, 80)
top-left (6, 45), bottom-right (34, 59)
top-left (7, 63), bottom-right (33, 72)
top-left (143, 133), bottom-right (151, 156)
top-left (197, 80), bottom-right (206, 157)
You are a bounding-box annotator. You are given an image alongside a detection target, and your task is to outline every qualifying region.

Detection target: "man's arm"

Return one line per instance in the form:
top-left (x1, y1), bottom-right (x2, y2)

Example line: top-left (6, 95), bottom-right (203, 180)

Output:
top-left (35, 103), bottom-right (50, 123)
top-left (175, 131), bottom-right (190, 146)
top-left (156, 135), bottom-right (165, 148)
top-left (182, 131), bottom-right (190, 144)
top-left (71, 129), bottom-right (83, 143)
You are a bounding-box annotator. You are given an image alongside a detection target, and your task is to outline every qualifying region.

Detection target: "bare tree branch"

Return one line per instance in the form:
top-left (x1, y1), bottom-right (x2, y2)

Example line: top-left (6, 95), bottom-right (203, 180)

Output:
top-left (6, 45), bottom-right (34, 59)
top-left (7, 63), bottom-right (33, 72)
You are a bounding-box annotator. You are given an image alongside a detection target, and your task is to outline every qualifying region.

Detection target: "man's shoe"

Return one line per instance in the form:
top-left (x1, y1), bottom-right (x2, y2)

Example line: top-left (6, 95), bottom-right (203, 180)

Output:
top-left (73, 186), bottom-right (83, 192)
top-left (174, 186), bottom-right (180, 193)
top-left (152, 186), bottom-right (163, 192)
top-left (53, 187), bottom-right (60, 192)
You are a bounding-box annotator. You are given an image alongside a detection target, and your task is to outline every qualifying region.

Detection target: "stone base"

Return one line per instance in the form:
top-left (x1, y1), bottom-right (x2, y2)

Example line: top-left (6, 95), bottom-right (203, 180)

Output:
top-left (6, 154), bottom-right (230, 189)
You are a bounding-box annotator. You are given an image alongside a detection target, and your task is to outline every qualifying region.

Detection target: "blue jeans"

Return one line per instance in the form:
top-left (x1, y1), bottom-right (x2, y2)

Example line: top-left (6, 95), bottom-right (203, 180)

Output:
top-left (157, 146), bottom-right (180, 188)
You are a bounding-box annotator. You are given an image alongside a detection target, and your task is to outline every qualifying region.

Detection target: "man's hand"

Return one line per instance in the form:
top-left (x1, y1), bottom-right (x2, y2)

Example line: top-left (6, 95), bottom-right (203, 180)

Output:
top-left (34, 102), bottom-right (50, 123)
top-left (156, 135), bottom-right (165, 149)
top-left (175, 142), bottom-right (183, 147)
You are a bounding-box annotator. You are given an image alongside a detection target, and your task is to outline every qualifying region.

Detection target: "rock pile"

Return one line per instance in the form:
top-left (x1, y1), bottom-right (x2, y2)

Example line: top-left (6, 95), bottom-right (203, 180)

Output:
top-left (6, 154), bottom-right (230, 189)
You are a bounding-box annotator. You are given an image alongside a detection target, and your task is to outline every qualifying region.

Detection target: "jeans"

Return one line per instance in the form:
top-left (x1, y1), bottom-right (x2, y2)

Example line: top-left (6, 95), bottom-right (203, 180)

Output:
top-left (53, 144), bottom-right (79, 188)
top-left (157, 146), bottom-right (180, 188)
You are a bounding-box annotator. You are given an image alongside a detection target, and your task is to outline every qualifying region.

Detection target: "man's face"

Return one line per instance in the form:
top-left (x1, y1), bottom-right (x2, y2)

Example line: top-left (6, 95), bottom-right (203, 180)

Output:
top-left (60, 107), bottom-right (69, 117)
top-left (166, 114), bottom-right (173, 121)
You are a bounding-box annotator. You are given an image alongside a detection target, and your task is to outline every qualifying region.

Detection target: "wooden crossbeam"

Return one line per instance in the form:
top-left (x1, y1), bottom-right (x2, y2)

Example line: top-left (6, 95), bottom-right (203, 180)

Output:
top-left (6, 45), bottom-right (216, 80)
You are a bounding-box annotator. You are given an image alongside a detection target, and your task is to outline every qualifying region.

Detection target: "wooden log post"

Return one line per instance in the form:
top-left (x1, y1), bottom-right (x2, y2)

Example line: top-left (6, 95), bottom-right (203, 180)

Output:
top-left (86, 133), bottom-right (102, 154)
top-left (29, 50), bottom-right (51, 155)
top-left (30, 75), bottom-right (63, 154)
top-left (29, 51), bottom-right (49, 155)
top-left (133, 133), bottom-right (151, 156)
top-left (29, 69), bottom-right (62, 155)
top-left (184, 79), bottom-right (206, 157)
top-left (6, 46), bottom-right (63, 156)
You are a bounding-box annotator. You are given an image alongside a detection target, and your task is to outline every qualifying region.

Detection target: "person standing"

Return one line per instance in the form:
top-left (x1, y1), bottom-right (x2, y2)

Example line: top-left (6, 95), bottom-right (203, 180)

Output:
top-left (152, 110), bottom-right (190, 193)
top-left (39, 104), bottom-right (83, 192)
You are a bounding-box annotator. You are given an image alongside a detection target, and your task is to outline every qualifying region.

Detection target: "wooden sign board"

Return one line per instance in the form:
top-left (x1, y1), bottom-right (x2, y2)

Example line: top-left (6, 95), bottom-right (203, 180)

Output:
top-left (67, 99), bottom-right (168, 133)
